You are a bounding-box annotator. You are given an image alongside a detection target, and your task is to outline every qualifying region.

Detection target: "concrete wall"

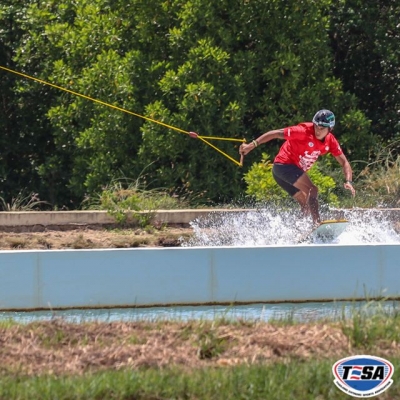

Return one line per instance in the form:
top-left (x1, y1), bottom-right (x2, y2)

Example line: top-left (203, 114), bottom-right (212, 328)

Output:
top-left (1, 244), bottom-right (399, 311)
top-left (0, 209), bottom-right (252, 228)
top-left (0, 208), bottom-right (397, 229)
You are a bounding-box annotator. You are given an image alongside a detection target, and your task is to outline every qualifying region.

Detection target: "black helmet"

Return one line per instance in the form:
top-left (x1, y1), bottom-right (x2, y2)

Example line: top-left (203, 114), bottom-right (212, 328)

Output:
top-left (312, 109), bottom-right (335, 128)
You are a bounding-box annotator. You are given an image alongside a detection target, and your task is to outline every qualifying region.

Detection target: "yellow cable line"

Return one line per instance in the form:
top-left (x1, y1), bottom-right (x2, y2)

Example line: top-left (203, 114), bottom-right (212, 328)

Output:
top-left (199, 136), bottom-right (245, 142)
top-left (0, 65), bottom-right (245, 166)
top-left (197, 136), bottom-right (243, 165)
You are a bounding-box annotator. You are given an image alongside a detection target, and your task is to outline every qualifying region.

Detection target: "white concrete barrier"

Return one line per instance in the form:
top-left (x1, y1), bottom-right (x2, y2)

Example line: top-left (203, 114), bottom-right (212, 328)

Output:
top-left (0, 244), bottom-right (399, 310)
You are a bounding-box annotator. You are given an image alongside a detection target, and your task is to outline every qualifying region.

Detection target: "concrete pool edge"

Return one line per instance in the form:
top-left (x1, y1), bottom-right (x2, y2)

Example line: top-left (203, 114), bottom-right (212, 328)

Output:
top-left (1, 243), bottom-right (399, 311)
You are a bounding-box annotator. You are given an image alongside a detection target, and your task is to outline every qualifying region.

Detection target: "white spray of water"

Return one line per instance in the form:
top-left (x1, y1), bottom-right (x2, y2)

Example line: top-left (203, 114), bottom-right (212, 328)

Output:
top-left (181, 207), bottom-right (400, 247)
top-left (336, 209), bottom-right (400, 244)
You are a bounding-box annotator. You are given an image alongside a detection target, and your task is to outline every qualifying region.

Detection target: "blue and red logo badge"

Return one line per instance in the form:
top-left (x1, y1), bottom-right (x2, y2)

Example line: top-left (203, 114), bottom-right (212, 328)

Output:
top-left (332, 355), bottom-right (394, 398)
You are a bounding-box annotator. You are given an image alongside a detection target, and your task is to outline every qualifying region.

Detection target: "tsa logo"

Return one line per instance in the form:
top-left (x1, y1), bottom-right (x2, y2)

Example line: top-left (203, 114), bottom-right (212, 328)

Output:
top-left (332, 355), bottom-right (394, 397)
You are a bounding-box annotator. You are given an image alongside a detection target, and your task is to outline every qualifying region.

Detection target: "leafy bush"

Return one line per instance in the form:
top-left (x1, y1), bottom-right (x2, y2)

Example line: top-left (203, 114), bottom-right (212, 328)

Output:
top-left (243, 153), bottom-right (339, 205)
top-left (84, 180), bottom-right (187, 226)
top-left (97, 186), bottom-right (142, 225)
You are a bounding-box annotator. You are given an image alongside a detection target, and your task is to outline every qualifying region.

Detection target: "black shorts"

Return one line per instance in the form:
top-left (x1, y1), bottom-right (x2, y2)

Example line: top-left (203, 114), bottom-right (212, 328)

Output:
top-left (272, 163), bottom-right (304, 197)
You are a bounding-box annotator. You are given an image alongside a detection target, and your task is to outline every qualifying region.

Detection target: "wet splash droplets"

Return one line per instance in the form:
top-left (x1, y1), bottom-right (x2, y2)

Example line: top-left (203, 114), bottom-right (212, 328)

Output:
top-left (182, 207), bottom-right (400, 247)
top-left (337, 209), bottom-right (400, 244)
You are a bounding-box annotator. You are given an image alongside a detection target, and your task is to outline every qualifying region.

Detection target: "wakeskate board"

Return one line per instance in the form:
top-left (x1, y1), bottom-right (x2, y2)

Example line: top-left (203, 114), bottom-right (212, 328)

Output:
top-left (298, 219), bottom-right (349, 243)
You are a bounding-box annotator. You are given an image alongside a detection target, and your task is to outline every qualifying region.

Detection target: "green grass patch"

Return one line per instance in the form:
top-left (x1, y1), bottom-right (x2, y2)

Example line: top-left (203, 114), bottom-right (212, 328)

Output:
top-left (340, 300), bottom-right (400, 349)
top-left (0, 359), bottom-right (399, 400)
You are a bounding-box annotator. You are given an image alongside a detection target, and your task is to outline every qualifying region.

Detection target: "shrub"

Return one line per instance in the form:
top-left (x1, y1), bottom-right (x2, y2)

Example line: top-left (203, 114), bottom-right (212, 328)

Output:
top-left (84, 180), bottom-right (186, 226)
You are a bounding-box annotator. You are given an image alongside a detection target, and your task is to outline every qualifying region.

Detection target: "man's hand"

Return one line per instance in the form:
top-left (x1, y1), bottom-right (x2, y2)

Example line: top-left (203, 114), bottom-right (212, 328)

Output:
top-left (239, 142), bottom-right (256, 156)
top-left (344, 182), bottom-right (356, 196)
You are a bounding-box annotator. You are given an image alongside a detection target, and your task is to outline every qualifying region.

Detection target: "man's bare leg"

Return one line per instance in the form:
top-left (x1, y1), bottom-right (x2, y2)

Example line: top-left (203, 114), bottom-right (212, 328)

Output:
top-left (293, 191), bottom-right (310, 216)
top-left (293, 174), bottom-right (320, 225)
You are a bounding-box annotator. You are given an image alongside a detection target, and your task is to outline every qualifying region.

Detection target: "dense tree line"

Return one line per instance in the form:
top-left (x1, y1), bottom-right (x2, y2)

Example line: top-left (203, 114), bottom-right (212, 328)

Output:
top-left (0, 0), bottom-right (398, 208)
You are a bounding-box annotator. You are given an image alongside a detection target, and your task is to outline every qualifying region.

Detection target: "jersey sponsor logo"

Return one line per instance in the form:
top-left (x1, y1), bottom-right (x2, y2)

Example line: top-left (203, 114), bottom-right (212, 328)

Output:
top-left (332, 355), bottom-right (394, 398)
top-left (299, 150), bottom-right (320, 171)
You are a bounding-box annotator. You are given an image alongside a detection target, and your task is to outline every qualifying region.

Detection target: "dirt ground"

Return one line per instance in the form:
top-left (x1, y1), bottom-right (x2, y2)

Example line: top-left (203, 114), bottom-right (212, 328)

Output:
top-left (2, 319), bottom-right (398, 376)
top-left (0, 225), bottom-right (195, 250)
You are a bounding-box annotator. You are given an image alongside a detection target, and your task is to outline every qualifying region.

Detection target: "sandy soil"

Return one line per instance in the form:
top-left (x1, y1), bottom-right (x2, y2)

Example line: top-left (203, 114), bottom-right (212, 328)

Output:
top-left (0, 225), bottom-right (195, 250)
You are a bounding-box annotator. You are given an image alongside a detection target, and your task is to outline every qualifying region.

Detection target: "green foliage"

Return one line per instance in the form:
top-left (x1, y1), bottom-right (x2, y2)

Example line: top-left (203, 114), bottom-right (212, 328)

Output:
top-left (334, 107), bottom-right (375, 161)
top-left (97, 186), bottom-right (141, 225)
top-left (243, 154), bottom-right (287, 202)
top-left (85, 179), bottom-right (185, 226)
top-left (244, 153), bottom-right (339, 205)
top-left (0, 1), bottom-right (60, 205)
top-left (330, 0), bottom-right (400, 143)
top-left (308, 165), bottom-right (339, 206)
top-left (0, 0), bottom-right (393, 207)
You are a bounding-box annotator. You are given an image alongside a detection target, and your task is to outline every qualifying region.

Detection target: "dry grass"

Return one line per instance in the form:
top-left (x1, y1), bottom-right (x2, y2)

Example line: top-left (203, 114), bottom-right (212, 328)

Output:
top-left (0, 226), bottom-right (193, 250)
top-left (0, 319), bottom-right (369, 376)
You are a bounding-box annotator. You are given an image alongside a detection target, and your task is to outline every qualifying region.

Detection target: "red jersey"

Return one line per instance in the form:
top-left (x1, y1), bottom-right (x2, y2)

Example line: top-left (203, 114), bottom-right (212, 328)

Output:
top-left (274, 122), bottom-right (343, 171)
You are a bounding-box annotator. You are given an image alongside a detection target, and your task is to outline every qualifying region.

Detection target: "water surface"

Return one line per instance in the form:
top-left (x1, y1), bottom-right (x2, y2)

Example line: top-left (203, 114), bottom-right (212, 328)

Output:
top-left (1, 300), bottom-right (398, 324)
